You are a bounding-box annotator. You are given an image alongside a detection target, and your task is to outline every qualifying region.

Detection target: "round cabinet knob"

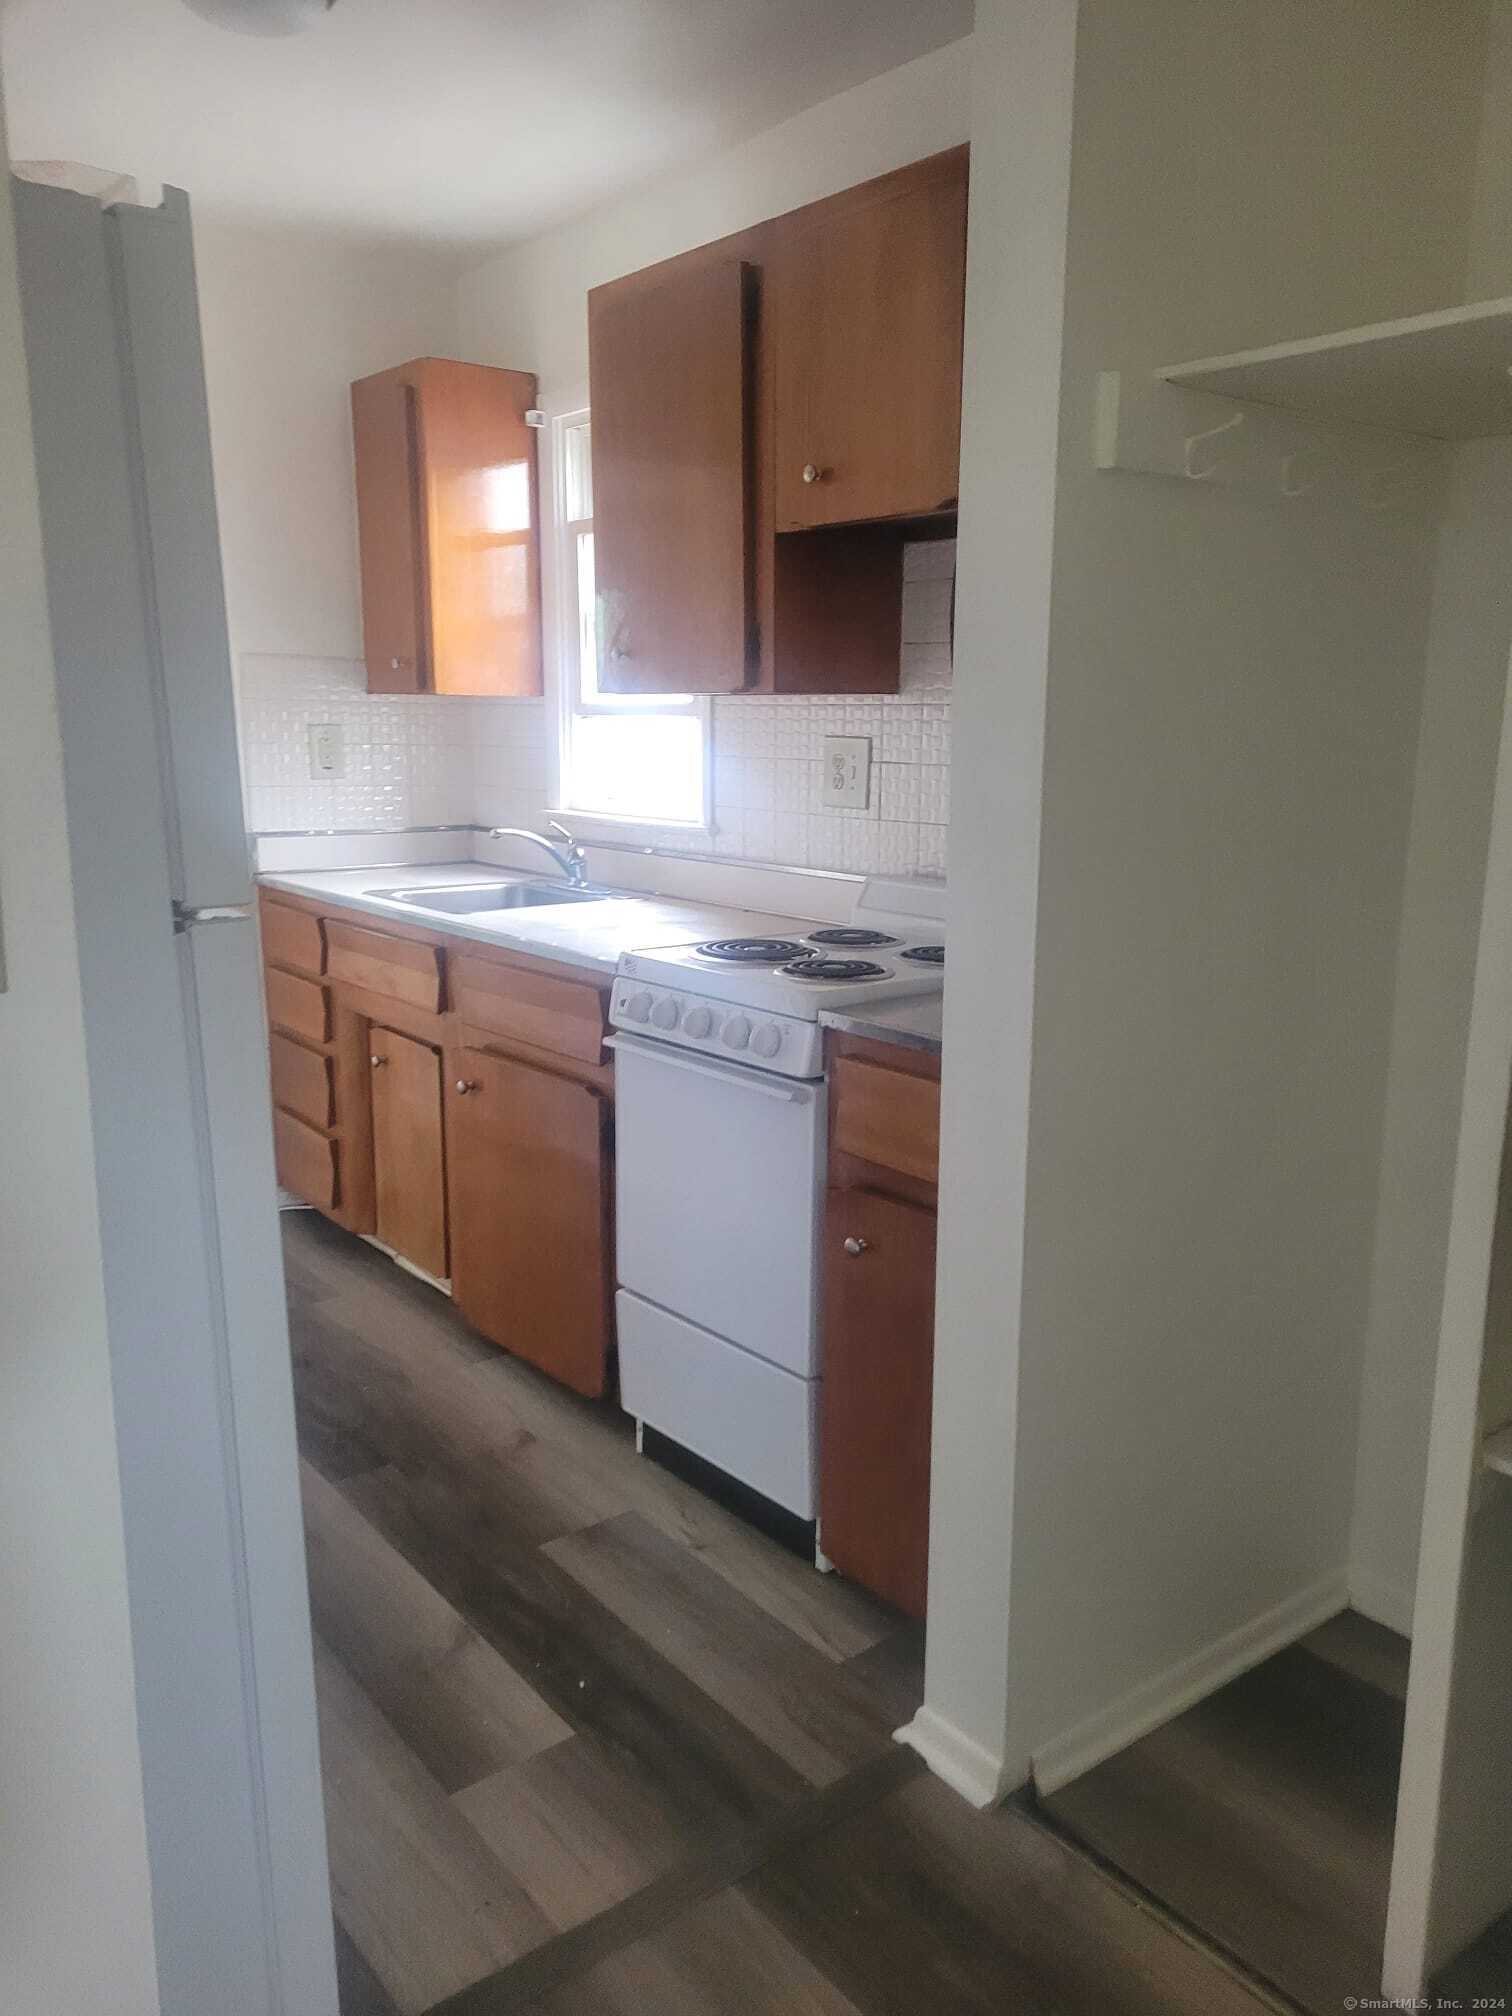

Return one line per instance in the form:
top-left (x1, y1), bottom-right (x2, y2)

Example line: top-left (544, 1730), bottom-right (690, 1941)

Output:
top-left (801, 462), bottom-right (821, 484)
top-left (683, 1005), bottom-right (713, 1039)
top-left (751, 1023), bottom-right (781, 1059)
top-left (455, 1079), bottom-right (479, 1096)
top-left (844, 1236), bottom-right (870, 1257)
top-left (624, 990), bottom-right (653, 1023)
top-left (370, 1053), bottom-right (386, 1069)
top-left (651, 998), bottom-right (680, 1031)
top-left (724, 1014), bottom-right (751, 1051)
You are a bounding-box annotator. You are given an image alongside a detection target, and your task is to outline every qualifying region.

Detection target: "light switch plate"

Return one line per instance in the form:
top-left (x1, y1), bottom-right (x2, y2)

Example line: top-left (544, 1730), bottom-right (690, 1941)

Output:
top-left (822, 735), bottom-right (871, 809)
top-left (308, 722), bottom-right (345, 779)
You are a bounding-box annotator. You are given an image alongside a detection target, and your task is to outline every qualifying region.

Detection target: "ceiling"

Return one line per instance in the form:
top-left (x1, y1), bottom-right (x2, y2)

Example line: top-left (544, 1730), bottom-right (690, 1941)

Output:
top-left (0, 0), bottom-right (972, 252)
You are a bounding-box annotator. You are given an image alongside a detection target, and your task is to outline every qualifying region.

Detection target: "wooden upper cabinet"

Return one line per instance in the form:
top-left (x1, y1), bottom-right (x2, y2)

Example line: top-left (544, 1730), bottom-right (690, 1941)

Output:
top-left (588, 259), bottom-right (755, 694)
top-left (772, 151), bottom-right (968, 532)
top-left (351, 356), bottom-right (543, 698)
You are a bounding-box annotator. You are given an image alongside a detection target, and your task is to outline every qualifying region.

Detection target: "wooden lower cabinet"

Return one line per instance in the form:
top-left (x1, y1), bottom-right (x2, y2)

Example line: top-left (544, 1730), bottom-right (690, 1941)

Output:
top-left (368, 1025), bottom-right (447, 1281)
top-left (820, 1183), bottom-right (936, 1618)
top-left (274, 1107), bottom-right (338, 1213)
top-left (447, 1046), bottom-right (613, 1398)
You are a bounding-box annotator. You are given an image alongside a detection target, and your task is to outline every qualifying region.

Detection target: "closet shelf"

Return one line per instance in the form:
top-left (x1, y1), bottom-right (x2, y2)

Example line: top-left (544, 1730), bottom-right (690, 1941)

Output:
top-left (1483, 1424), bottom-right (1512, 1479)
top-left (1159, 297), bottom-right (1512, 443)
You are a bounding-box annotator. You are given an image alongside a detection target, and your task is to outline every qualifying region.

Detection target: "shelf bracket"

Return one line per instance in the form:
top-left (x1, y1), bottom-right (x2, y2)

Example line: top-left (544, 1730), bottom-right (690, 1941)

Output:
top-left (1093, 370), bottom-right (1444, 513)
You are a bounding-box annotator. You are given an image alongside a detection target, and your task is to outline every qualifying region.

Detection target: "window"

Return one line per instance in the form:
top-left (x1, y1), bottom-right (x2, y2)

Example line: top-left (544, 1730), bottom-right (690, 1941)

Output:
top-left (551, 412), bottom-right (708, 828)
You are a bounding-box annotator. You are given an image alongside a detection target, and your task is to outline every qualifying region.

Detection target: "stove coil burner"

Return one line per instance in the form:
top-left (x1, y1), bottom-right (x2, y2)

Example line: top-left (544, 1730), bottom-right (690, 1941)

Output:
top-left (780, 957), bottom-right (890, 983)
top-left (806, 927), bottom-right (901, 949)
top-left (698, 937), bottom-right (808, 963)
top-left (899, 944), bottom-right (945, 965)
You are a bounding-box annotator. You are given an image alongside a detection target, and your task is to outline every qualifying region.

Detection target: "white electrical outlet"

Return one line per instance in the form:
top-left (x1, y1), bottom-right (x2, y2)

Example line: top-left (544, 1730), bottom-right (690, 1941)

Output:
top-left (307, 722), bottom-right (345, 779)
top-left (821, 735), bottom-right (871, 809)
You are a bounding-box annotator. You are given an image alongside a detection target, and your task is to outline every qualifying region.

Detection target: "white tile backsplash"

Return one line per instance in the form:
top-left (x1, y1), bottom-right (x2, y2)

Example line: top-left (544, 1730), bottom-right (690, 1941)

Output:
top-left (236, 540), bottom-right (951, 882)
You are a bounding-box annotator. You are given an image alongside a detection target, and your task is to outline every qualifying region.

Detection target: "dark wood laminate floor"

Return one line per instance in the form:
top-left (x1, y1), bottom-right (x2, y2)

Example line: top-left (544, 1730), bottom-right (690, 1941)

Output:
top-left (284, 1211), bottom-right (1289, 2016)
top-left (1041, 1609), bottom-right (1423, 2013)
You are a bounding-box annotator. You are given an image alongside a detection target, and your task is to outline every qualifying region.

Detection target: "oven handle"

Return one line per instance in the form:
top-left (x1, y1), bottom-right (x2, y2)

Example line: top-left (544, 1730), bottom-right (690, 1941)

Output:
top-left (606, 1032), bottom-right (815, 1104)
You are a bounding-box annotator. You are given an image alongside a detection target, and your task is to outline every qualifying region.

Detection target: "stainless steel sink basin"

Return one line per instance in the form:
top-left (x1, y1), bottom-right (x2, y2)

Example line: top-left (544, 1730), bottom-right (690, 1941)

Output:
top-left (369, 881), bottom-right (609, 915)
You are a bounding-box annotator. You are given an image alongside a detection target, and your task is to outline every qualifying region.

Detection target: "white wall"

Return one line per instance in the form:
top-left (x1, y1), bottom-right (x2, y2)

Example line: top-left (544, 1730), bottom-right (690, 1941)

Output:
top-left (449, 43), bottom-right (970, 880)
top-left (900, 0), bottom-right (1078, 1805)
top-left (927, 0), bottom-right (1488, 1792)
top-left (0, 119), bottom-right (161, 2016)
top-left (455, 38), bottom-right (971, 411)
top-left (193, 217), bottom-right (462, 664)
top-left (1351, 0), bottom-right (1512, 1635)
top-left (189, 217), bottom-right (487, 835)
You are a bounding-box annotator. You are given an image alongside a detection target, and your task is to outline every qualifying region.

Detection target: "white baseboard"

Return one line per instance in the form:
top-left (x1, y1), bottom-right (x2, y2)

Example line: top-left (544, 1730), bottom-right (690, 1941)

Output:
top-left (1348, 1566), bottom-right (1415, 1639)
top-left (1030, 1574), bottom-right (1349, 1796)
top-left (894, 1705), bottom-right (1020, 1809)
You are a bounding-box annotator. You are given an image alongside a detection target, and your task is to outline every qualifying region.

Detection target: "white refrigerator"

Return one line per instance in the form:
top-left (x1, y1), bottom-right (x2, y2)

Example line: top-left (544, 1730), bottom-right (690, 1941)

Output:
top-left (13, 176), bottom-right (337, 2015)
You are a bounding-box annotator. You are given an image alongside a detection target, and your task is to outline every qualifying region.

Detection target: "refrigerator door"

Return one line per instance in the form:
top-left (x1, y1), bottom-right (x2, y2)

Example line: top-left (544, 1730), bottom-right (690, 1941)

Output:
top-left (14, 178), bottom-right (336, 2016)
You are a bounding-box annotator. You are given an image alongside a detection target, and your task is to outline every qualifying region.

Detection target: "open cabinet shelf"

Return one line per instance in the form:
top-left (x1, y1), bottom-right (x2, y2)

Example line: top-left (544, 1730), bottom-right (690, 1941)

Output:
top-left (1159, 296), bottom-right (1512, 442)
top-left (1483, 1423), bottom-right (1512, 1478)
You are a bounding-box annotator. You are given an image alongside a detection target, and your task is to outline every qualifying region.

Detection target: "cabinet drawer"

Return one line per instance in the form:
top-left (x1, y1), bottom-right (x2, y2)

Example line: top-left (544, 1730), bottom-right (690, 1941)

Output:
top-left (451, 952), bottom-right (607, 1065)
top-left (273, 1108), bottom-right (338, 1211)
top-left (326, 918), bottom-right (444, 1013)
top-left (830, 1054), bottom-right (939, 1183)
top-left (260, 899), bottom-right (325, 976)
top-left (268, 1031), bottom-right (335, 1130)
top-left (266, 967), bottom-right (330, 1045)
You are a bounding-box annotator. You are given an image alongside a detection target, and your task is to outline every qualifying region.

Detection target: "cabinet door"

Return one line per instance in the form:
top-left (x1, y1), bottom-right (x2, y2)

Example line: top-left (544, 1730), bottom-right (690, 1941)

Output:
top-left (351, 368), bottom-right (427, 693)
top-left (774, 159), bottom-right (967, 531)
top-left (414, 358), bottom-right (542, 698)
top-left (820, 1185), bottom-right (936, 1618)
top-left (448, 1048), bottom-right (612, 1397)
top-left (352, 357), bottom-right (543, 698)
top-left (369, 1026), bottom-right (447, 1280)
top-left (589, 259), bottom-right (754, 694)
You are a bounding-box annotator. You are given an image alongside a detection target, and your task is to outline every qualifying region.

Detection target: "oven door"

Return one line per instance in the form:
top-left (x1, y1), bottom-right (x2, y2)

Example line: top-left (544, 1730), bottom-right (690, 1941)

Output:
top-left (609, 1032), bottom-right (824, 1376)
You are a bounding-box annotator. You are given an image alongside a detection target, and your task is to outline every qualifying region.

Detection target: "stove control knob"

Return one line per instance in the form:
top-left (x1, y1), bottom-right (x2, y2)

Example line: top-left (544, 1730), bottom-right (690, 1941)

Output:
top-left (751, 1023), bottom-right (782, 1059)
top-left (651, 997), bottom-right (680, 1030)
top-left (683, 1005), bottom-right (713, 1039)
top-left (623, 990), bottom-right (653, 1024)
top-left (724, 1014), bottom-right (751, 1051)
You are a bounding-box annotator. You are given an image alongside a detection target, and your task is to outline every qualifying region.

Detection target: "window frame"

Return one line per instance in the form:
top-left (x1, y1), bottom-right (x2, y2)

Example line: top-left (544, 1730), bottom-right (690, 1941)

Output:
top-left (546, 409), bottom-right (711, 835)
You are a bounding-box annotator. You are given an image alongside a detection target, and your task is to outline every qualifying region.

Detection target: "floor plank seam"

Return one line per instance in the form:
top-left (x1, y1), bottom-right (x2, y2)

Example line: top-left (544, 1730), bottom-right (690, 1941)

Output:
top-left (1020, 1789), bottom-right (1308, 2016)
top-left (421, 1745), bottom-right (925, 2016)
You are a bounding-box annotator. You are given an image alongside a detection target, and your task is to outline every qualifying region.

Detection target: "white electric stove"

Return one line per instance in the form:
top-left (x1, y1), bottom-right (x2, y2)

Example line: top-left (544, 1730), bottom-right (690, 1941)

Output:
top-left (609, 879), bottom-right (945, 1528)
top-left (609, 877), bottom-right (946, 1082)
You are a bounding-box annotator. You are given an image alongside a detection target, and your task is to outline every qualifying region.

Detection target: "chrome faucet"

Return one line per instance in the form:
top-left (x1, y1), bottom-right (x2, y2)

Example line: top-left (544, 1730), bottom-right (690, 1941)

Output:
top-left (487, 819), bottom-right (589, 888)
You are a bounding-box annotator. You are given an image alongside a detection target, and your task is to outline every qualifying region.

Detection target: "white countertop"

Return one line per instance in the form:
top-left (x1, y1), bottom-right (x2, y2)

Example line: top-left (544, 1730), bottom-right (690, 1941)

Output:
top-left (818, 995), bottom-right (944, 1055)
top-left (258, 861), bottom-right (820, 978)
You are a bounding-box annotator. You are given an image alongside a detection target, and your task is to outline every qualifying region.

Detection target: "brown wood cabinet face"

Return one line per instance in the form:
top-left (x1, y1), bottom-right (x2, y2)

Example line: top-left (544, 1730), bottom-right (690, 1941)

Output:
top-left (416, 358), bottom-right (542, 698)
top-left (269, 1030), bottom-right (335, 1130)
top-left (449, 952), bottom-right (607, 1066)
top-left (274, 1108), bottom-right (338, 1212)
top-left (260, 897), bottom-right (325, 976)
top-left (325, 919), bottom-right (444, 1014)
top-left (265, 967), bottom-right (330, 1046)
top-left (773, 160), bottom-right (967, 531)
top-left (352, 369), bottom-right (427, 693)
top-left (448, 1048), bottom-right (612, 1397)
top-left (820, 1185), bottom-right (936, 1619)
top-left (589, 259), bottom-right (754, 694)
top-left (352, 357), bottom-right (543, 699)
top-left (368, 1026), bottom-right (448, 1280)
top-left (831, 1054), bottom-right (941, 1185)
